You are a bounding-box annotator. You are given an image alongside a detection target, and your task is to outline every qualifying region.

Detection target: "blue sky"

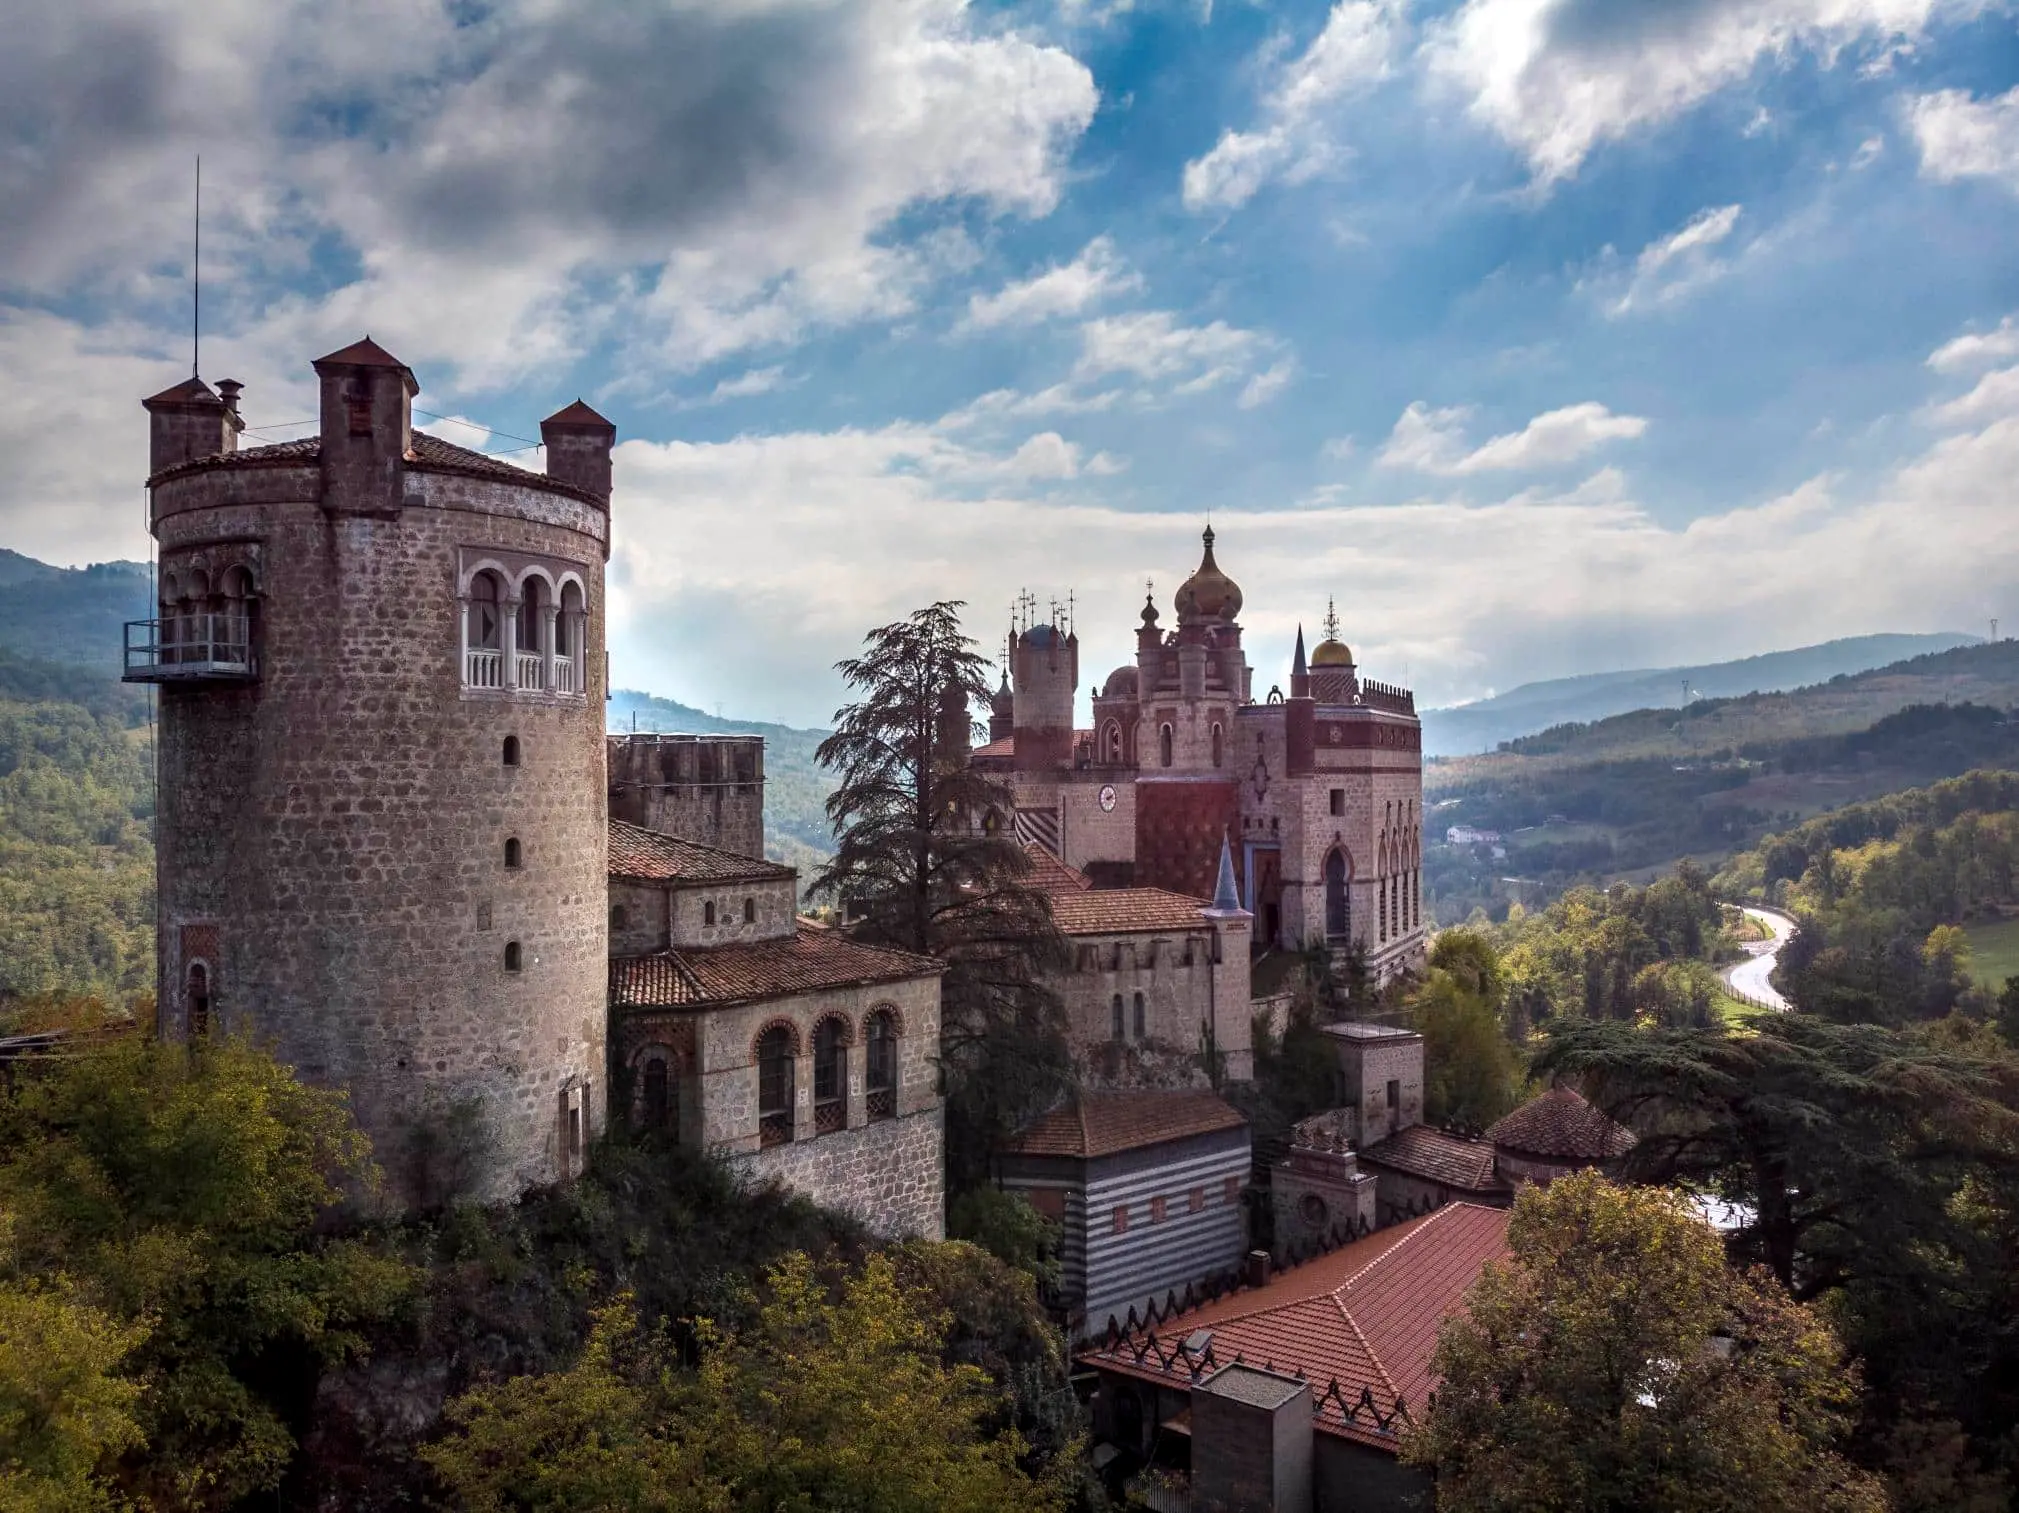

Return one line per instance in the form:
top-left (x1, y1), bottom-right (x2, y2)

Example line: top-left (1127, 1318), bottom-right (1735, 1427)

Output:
top-left (6, 0), bottom-right (2019, 725)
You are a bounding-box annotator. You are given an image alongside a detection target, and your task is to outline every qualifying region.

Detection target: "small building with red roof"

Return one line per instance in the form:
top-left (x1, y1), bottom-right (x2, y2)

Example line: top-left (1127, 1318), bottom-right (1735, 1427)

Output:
top-left (1486, 1084), bottom-right (1637, 1188)
top-left (1080, 1201), bottom-right (1512, 1512)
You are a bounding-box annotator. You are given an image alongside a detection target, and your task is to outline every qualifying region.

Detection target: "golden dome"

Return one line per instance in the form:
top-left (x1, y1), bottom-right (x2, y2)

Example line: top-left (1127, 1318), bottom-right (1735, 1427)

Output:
top-left (1311, 639), bottom-right (1354, 667)
top-left (1173, 525), bottom-right (1242, 622)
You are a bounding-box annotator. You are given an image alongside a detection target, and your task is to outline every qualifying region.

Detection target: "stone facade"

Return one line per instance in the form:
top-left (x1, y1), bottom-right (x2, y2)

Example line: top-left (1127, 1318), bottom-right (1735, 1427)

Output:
top-left (1319, 1022), bottom-right (1426, 1147)
top-left (137, 342), bottom-right (613, 1203)
top-left (608, 733), bottom-right (765, 860)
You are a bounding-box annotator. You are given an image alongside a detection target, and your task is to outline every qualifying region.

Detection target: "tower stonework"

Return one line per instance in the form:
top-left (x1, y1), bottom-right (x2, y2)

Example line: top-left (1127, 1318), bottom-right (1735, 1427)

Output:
top-left (134, 341), bottom-right (616, 1202)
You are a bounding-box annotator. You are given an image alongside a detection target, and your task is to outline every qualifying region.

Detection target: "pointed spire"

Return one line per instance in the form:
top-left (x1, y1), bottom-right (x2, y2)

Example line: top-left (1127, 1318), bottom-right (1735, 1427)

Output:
top-left (1211, 830), bottom-right (1241, 912)
top-left (1292, 625), bottom-right (1307, 677)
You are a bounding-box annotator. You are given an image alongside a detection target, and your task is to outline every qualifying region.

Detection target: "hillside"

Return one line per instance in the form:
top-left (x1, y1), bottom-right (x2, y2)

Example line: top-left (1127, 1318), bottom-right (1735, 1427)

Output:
top-left (1426, 639), bottom-right (2019, 925)
top-left (1421, 631), bottom-right (1979, 756)
top-left (0, 552), bottom-right (154, 671)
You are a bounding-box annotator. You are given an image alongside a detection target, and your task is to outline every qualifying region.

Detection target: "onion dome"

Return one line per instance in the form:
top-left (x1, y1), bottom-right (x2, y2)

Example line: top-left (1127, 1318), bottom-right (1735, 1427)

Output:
top-left (1486, 1086), bottom-right (1637, 1161)
top-left (1173, 526), bottom-right (1243, 622)
top-left (1140, 590), bottom-right (1160, 628)
top-left (1101, 666), bottom-right (1139, 699)
top-left (990, 671), bottom-right (1014, 718)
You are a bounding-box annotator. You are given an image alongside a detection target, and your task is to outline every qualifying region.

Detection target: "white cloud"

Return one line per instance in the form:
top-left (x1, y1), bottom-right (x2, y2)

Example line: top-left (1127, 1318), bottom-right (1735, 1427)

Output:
top-left (1073, 310), bottom-right (1278, 394)
top-left (1427, 0), bottom-right (1963, 185)
top-left (705, 366), bottom-right (789, 402)
top-left (1926, 364), bottom-right (2019, 427)
top-left (1929, 316), bottom-right (2019, 373)
top-left (1182, 0), bottom-right (1406, 211)
top-left (1378, 399), bottom-right (1648, 473)
top-left (1238, 360), bottom-right (1298, 409)
top-left (1600, 204), bottom-right (1744, 316)
top-left (962, 236), bottom-right (1142, 329)
top-left (1908, 85), bottom-right (2019, 190)
top-left (604, 390), bottom-right (2019, 724)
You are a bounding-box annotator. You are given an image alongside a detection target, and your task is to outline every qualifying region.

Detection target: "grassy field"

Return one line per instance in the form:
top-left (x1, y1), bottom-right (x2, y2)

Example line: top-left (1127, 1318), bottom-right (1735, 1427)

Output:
top-left (1965, 917), bottom-right (2019, 988)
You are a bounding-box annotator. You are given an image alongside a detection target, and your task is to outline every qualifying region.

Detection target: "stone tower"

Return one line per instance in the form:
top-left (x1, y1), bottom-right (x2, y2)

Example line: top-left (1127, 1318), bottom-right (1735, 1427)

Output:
top-left (130, 338), bottom-right (616, 1202)
top-left (1011, 618), bottom-right (1078, 772)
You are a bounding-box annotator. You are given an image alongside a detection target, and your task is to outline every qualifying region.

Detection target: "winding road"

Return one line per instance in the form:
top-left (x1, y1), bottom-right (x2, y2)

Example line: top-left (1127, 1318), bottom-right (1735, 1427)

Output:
top-left (1722, 906), bottom-right (1796, 1011)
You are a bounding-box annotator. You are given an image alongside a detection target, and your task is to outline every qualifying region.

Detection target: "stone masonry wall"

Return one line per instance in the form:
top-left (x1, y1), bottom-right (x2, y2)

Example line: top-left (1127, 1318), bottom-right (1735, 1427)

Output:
top-left (608, 734), bottom-right (764, 859)
top-left (150, 456), bottom-right (608, 1205)
top-left (727, 1105), bottom-right (945, 1238)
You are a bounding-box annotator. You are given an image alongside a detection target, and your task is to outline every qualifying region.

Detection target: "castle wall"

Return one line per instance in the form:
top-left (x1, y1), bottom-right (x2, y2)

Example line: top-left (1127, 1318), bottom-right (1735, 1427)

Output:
top-left (150, 457), bottom-right (609, 1203)
top-left (1134, 778), bottom-right (1238, 900)
top-left (668, 877), bottom-right (798, 947)
top-left (608, 734), bottom-right (765, 859)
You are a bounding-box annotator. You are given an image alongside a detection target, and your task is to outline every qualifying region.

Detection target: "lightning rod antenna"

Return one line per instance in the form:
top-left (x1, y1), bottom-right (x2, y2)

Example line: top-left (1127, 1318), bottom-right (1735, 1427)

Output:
top-left (191, 155), bottom-right (201, 379)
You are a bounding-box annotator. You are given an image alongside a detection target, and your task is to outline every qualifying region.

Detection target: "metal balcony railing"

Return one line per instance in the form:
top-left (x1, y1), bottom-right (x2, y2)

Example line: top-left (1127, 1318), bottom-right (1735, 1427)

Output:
top-left (123, 616), bottom-right (255, 683)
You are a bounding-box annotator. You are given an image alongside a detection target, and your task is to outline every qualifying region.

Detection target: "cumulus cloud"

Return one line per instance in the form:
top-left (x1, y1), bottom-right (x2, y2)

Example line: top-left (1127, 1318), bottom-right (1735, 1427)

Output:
top-left (1929, 316), bottom-right (2019, 373)
top-left (704, 366), bottom-right (790, 403)
top-left (1073, 310), bottom-right (1280, 396)
top-left (1908, 85), bottom-right (2019, 190)
top-left (1182, 0), bottom-right (1406, 211)
top-left (1427, 0), bottom-right (1964, 185)
top-left (1378, 399), bottom-right (1648, 473)
top-left (605, 389), bottom-right (2019, 723)
top-left (1925, 364), bottom-right (2019, 428)
top-left (1598, 204), bottom-right (1744, 316)
top-left (962, 236), bottom-right (1142, 329)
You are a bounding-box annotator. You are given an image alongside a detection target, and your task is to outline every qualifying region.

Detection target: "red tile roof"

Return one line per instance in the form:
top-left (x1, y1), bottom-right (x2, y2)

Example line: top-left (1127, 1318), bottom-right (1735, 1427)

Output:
top-left (143, 376), bottom-right (219, 406)
top-left (543, 398), bottom-right (613, 428)
top-left (1081, 1203), bottom-right (1512, 1450)
top-left (315, 335), bottom-right (411, 369)
top-left (608, 818), bottom-right (796, 885)
top-left (1486, 1086), bottom-right (1637, 1161)
top-left (1359, 1125), bottom-right (1507, 1194)
top-left (145, 431), bottom-right (604, 502)
top-left (1006, 1089), bottom-right (1247, 1159)
top-left (1047, 887), bottom-right (1209, 937)
top-left (1022, 844), bottom-right (1092, 894)
top-left (610, 930), bottom-right (939, 1010)
top-left (972, 736), bottom-right (1015, 760)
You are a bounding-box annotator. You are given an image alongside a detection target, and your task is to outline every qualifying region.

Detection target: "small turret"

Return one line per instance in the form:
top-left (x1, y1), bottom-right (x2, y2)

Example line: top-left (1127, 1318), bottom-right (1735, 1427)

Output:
top-left (988, 670), bottom-right (1015, 743)
top-left (1290, 624), bottom-right (1309, 700)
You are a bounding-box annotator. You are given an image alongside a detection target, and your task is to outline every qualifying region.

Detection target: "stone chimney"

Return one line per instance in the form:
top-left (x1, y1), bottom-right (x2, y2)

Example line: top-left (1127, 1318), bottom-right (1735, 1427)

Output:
top-left (142, 376), bottom-right (242, 476)
top-left (312, 337), bottom-right (417, 513)
top-left (541, 399), bottom-right (616, 503)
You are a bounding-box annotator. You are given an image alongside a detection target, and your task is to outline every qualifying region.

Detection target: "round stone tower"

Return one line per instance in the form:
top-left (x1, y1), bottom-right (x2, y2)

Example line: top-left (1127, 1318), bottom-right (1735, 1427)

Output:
top-left (1011, 620), bottom-right (1077, 772)
top-left (132, 338), bottom-right (615, 1203)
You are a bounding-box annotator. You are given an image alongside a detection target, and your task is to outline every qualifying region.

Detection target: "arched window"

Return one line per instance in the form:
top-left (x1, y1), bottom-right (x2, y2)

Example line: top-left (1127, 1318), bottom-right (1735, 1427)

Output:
top-left (516, 576), bottom-right (546, 689)
top-left (1103, 722), bottom-right (1123, 763)
top-left (1159, 724), bottom-right (1174, 768)
top-left (865, 1008), bottom-right (898, 1120)
top-left (704, 900), bottom-right (716, 927)
top-left (814, 1018), bottom-right (848, 1135)
top-left (1132, 991), bottom-right (1146, 1038)
top-left (502, 734), bottom-right (521, 767)
top-left (1325, 851), bottom-right (1350, 941)
top-left (504, 836), bottom-right (522, 868)
top-left (185, 962), bottom-right (210, 1038)
top-left (1211, 723), bottom-right (1223, 768)
top-left (743, 897), bottom-right (756, 924)
top-left (1112, 993), bottom-right (1125, 1041)
top-left (504, 940), bottom-right (523, 971)
top-left (556, 580), bottom-right (586, 694)
top-left (642, 1055), bottom-right (670, 1130)
top-left (757, 1026), bottom-right (795, 1147)
top-left (219, 565), bottom-right (255, 669)
top-left (467, 571), bottom-right (505, 689)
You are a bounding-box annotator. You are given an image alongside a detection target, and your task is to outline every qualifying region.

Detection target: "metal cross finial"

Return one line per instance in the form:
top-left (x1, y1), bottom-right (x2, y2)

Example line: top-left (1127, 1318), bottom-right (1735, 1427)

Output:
top-left (1323, 597), bottom-right (1341, 642)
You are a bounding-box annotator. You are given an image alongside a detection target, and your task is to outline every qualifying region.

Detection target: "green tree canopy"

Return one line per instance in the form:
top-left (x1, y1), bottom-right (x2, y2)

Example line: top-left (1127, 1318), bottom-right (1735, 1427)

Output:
top-left (1408, 932), bottom-right (1523, 1127)
top-left (0, 1034), bottom-right (415, 1510)
top-left (1403, 1172), bottom-right (1884, 1513)
top-left (812, 603), bottom-right (1072, 1186)
top-left (423, 1251), bottom-right (1070, 1513)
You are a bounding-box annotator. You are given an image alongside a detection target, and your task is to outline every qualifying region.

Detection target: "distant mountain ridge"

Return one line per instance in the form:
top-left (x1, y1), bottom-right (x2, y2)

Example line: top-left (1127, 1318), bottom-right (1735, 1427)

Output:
top-left (1422, 632), bottom-right (1979, 756)
top-left (0, 551), bottom-right (154, 671)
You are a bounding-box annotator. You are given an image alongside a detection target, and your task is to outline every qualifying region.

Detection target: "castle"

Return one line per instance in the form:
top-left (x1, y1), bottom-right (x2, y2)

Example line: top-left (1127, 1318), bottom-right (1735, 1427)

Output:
top-left (128, 340), bottom-right (942, 1232)
top-left (972, 528), bottom-right (1428, 1075)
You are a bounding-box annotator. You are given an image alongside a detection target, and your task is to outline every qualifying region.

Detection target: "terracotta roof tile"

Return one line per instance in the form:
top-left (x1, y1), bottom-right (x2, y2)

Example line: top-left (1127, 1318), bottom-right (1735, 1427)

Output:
top-left (1359, 1125), bottom-right (1507, 1194)
top-left (543, 398), bottom-right (613, 428)
top-left (972, 736), bottom-right (1015, 760)
top-left (1486, 1086), bottom-right (1637, 1161)
top-left (1006, 1089), bottom-right (1246, 1159)
top-left (1022, 844), bottom-right (1092, 894)
top-left (1047, 887), bottom-right (1208, 936)
top-left (608, 818), bottom-right (796, 885)
top-left (315, 336), bottom-right (410, 369)
top-left (611, 930), bottom-right (939, 1010)
top-left (145, 430), bottom-right (605, 504)
top-left (143, 376), bottom-right (219, 406)
top-left (1080, 1203), bottom-right (1512, 1450)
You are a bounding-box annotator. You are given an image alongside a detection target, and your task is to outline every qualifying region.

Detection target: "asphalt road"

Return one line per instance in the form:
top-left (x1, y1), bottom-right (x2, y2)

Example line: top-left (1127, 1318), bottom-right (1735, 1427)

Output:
top-left (1723, 906), bottom-right (1795, 1011)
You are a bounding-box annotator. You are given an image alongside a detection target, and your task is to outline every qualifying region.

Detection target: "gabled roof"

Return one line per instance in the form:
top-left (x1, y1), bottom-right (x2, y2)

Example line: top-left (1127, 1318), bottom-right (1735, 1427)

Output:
top-left (142, 376), bottom-right (218, 407)
top-left (1048, 887), bottom-right (1210, 937)
top-left (1080, 1203), bottom-right (1512, 1450)
top-left (1022, 844), bottom-right (1091, 894)
top-left (314, 335), bottom-right (411, 370)
top-left (1358, 1124), bottom-right (1506, 1194)
top-left (1006, 1089), bottom-right (1246, 1160)
top-left (972, 736), bottom-right (1015, 760)
top-left (610, 931), bottom-right (939, 1010)
top-left (543, 398), bottom-right (613, 429)
top-left (608, 818), bottom-right (795, 886)
top-left (1486, 1086), bottom-right (1637, 1161)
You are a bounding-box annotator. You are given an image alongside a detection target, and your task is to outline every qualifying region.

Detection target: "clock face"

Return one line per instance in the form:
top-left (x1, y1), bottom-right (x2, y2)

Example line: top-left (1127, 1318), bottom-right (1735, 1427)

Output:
top-left (1098, 784), bottom-right (1118, 813)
